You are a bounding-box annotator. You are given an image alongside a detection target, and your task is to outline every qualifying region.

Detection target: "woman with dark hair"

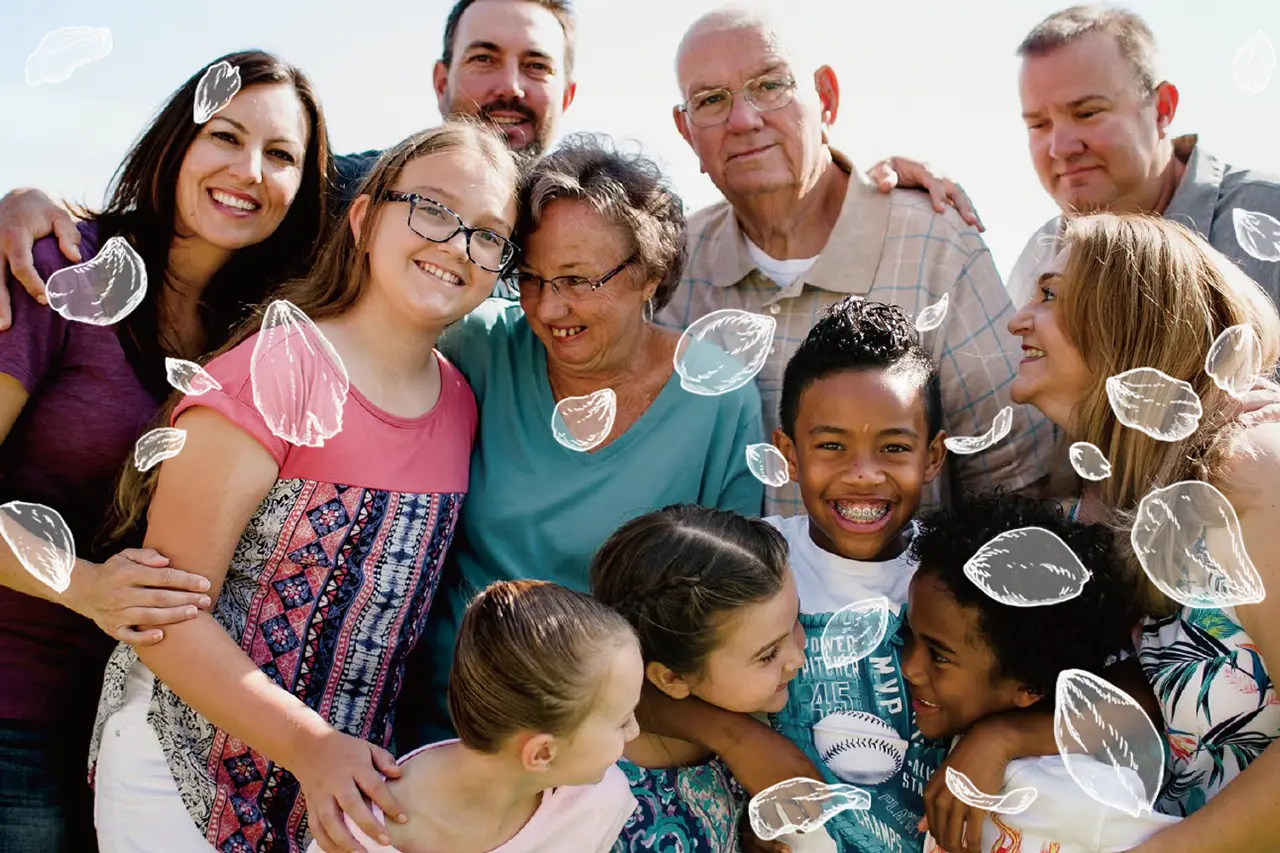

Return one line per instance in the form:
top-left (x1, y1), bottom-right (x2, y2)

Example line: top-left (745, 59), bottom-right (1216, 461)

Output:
top-left (0, 49), bottom-right (328, 852)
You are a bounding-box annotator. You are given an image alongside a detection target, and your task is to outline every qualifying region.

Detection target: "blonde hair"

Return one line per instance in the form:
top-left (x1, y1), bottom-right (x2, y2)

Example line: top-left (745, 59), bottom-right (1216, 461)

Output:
top-left (1056, 213), bottom-right (1280, 614)
top-left (448, 580), bottom-right (637, 753)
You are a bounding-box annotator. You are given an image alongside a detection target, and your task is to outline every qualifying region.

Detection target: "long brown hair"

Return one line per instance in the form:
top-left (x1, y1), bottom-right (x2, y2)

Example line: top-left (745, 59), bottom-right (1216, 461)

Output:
top-left (106, 120), bottom-right (520, 544)
top-left (1055, 213), bottom-right (1280, 614)
top-left (448, 580), bottom-right (636, 753)
top-left (82, 50), bottom-right (330, 399)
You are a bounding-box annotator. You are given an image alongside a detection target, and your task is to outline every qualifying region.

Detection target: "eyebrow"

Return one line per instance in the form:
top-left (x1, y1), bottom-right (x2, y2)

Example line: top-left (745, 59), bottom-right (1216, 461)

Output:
top-left (209, 116), bottom-right (303, 149)
top-left (921, 632), bottom-right (958, 657)
top-left (405, 184), bottom-right (511, 232)
top-left (1021, 94), bottom-right (1111, 120)
top-left (688, 61), bottom-right (787, 95)
top-left (808, 425), bottom-right (919, 439)
top-left (1036, 271), bottom-right (1061, 288)
top-left (464, 40), bottom-right (556, 65)
top-left (752, 628), bottom-right (793, 660)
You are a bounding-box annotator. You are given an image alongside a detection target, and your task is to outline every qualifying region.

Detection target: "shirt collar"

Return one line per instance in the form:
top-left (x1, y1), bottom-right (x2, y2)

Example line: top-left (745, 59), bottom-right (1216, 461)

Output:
top-left (1164, 133), bottom-right (1223, 238)
top-left (698, 148), bottom-right (893, 294)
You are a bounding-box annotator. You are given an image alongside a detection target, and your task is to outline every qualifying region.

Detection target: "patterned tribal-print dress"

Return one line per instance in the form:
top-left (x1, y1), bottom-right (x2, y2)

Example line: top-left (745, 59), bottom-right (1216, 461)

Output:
top-left (88, 336), bottom-right (478, 852)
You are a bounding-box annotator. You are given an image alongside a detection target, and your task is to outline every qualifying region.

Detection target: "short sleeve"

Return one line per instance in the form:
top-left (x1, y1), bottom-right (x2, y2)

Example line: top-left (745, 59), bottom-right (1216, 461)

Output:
top-left (171, 338), bottom-right (290, 467)
top-left (0, 224), bottom-right (100, 392)
top-left (0, 277), bottom-right (66, 392)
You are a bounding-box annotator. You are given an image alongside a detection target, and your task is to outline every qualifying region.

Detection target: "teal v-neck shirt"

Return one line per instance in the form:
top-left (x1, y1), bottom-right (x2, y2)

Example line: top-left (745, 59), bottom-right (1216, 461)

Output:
top-left (410, 300), bottom-right (764, 741)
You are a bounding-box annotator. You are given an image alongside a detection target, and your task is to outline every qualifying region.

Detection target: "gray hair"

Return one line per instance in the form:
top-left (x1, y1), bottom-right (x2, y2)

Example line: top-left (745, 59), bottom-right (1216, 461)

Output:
top-left (1017, 5), bottom-right (1160, 96)
top-left (516, 133), bottom-right (687, 311)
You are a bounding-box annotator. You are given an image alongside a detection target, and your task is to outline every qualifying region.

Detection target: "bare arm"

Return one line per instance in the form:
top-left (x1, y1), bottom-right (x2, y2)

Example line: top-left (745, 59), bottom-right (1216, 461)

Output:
top-left (131, 406), bottom-right (405, 853)
top-left (1128, 427), bottom-right (1280, 853)
top-left (636, 682), bottom-right (821, 795)
top-left (0, 188), bottom-right (82, 328)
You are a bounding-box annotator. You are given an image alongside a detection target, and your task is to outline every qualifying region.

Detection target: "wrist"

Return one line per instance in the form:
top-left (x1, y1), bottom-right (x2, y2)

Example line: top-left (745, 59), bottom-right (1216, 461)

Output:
top-left (279, 706), bottom-right (332, 771)
top-left (59, 559), bottom-right (95, 617)
top-left (974, 709), bottom-right (1045, 762)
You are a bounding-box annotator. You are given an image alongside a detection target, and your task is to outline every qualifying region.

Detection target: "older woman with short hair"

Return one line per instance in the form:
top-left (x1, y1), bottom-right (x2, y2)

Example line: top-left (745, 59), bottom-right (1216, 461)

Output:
top-left (402, 134), bottom-right (763, 743)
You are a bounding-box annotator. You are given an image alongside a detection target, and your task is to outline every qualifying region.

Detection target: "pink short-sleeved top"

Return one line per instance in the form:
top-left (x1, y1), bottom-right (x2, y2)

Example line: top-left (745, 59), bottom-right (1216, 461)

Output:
top-left (89, 332), bottom-right (478, 853)
top-left (306, 740), bottom-right (637, 853)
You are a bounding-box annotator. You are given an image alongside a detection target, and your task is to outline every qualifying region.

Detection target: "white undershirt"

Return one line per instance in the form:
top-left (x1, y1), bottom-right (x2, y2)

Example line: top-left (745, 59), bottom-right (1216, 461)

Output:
top-left (744, 235), bottom-right (819, 288)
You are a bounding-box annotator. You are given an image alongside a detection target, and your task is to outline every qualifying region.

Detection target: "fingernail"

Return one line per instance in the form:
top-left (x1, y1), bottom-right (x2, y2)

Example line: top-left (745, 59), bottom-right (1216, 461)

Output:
top-left (36, 295), bottom-right (47, 305)
top-left (199, 578), bottom-right (211, 591)
top-left (198, 596), bottom-right (211, 608)
top-left (185, 606), bottom-right (198, 617)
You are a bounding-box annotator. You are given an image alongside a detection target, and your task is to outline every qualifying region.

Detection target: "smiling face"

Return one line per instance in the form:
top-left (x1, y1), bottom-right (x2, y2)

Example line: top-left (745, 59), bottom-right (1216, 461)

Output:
top-left (173, 82), bottom-right (309, 254)
top-left (665, 571), bottom-right (806, 716)
top-left (518, 199), bottom-right (656, 377)
top-left (1007, 246), bottom-right (1094, 430)
top-left (434, 0), bottom-right (575, 154)
top-left (775, 369), bottom-right (946, 563)
top-left (353, 146), bottom-right (517, 331)
top-left (1019, 32), bottom-right (1171, 214)
top-left (547, 636), bottom-right (644, 786)
top-left (903, 573), bottom-right (1038, 740)
top-left (673, 20), bottom-right (835, 201)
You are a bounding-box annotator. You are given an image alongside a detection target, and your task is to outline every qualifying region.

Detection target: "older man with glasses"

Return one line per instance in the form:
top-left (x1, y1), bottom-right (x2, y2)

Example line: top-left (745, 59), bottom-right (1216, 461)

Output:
top-left (658, 6), bottom-right (1054, 517)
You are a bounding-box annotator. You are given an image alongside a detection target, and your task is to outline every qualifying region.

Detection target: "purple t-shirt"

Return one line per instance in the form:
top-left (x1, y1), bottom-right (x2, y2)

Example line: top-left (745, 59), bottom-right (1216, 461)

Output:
top-left (0, 222), bottom-right (163, 728)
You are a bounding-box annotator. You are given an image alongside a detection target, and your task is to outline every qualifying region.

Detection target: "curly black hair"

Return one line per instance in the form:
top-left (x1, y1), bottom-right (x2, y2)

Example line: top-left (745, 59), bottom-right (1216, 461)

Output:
top-left (779, 296), bottom-right (942, 438)
top-left (910, 490), bottom-right (1138, 700)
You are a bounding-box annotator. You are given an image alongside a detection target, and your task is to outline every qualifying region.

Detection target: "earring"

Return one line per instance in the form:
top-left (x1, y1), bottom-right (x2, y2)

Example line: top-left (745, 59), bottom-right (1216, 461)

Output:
top-left (643, 299), bottom-right (655, 324)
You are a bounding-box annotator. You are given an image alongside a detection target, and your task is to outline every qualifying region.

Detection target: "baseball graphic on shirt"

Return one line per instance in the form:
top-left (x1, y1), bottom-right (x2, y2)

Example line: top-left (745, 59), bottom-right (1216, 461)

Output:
top-left (813, 711), bottom-right (907, 786)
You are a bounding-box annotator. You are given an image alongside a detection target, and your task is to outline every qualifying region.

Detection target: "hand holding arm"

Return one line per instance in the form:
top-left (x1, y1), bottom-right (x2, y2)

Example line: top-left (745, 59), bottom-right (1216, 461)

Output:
top-left (865, 157), bottom-right (984, 230)
top-left (0, 188), bottom-right (82, 328)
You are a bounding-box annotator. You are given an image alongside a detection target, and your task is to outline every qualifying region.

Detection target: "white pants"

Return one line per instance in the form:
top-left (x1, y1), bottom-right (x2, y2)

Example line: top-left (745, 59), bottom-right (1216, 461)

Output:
top-left (94, 662), bottom-right (216, 852)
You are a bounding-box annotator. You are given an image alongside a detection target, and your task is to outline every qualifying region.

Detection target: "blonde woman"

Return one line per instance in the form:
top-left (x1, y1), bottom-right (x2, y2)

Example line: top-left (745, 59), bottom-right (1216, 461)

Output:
top-left (1004, 213), bottom-right (1280, 853)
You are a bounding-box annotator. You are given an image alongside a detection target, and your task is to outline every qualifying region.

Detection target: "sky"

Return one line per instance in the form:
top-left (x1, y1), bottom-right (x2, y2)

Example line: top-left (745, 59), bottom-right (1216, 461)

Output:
top-left (2, 0), bottom-right (1278, 278)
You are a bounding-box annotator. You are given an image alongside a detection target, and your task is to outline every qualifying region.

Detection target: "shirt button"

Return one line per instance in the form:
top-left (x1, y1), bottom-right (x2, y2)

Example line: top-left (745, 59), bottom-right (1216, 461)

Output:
top-left (767, 304), bottom-right (781, 315)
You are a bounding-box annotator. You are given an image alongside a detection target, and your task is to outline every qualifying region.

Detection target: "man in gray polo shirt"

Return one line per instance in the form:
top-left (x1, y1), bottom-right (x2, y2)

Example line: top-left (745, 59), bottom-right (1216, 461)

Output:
top-left (1008, 4), bottom-right (1280, 307)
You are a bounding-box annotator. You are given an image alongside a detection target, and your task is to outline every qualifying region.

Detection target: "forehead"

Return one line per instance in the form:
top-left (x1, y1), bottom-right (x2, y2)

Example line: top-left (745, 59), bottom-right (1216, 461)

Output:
top-left (395, 148), bottom-right (516, 226)
top-left (213, 83), bottom-right (309, 144)
top-left (714, 571), bottom-right (795, 654)
top-left (909, 574), bottom-right (980, 644)
top-left (592, 638), bottom-right (643, 713)
top-left (1019, 32), bottom-right (1140, 105)
top-left (678, 24), bottom-right (791, 93)
top-left (455, 0), bottom-right (568, 60)
top-left (798, 369), bottom-right (927, 427)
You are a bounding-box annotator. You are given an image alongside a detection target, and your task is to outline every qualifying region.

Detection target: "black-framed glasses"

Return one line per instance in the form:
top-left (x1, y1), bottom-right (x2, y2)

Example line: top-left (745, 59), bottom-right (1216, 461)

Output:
top-left (512, 254), bottom-right (637, 301)
top-left (679, 73), bottom-right (797, 128)
top-left (380, 191), bottom-right (519, 273)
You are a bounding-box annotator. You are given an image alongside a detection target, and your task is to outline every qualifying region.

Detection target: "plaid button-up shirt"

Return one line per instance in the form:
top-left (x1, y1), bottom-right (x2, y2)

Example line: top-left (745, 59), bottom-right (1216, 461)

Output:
top-left (657, 150), bottom-right (1055, 517)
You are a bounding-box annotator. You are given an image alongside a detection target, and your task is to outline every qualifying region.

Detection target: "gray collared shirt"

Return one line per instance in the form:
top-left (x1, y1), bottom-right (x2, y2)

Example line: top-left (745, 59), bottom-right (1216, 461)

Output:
top-left (1009, 135), bottom-right (1280, 309)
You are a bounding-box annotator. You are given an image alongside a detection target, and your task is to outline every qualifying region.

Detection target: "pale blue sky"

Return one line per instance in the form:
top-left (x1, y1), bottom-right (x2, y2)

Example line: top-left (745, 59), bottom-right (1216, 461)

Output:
top-left (2, 0), bottom-right (1277, 277)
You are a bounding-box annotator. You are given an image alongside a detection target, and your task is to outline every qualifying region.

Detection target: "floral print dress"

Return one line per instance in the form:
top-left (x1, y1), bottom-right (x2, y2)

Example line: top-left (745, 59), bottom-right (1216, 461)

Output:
top-left (1137, 606), bottom-right (1280, 816)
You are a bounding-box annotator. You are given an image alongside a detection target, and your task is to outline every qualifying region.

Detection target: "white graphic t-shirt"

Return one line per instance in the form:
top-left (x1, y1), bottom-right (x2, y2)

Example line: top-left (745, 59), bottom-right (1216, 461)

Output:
top-left (767, 514), bottom-right (946, 853)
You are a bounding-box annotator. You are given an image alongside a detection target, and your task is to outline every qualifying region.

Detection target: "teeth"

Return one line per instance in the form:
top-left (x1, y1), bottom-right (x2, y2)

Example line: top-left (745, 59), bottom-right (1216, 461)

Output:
top-left (490, 116), bottom-right (525, 125)
top-left (834, 501), bottom-right (890, 523)
top-left (551, 326), bottom-right (585, 338)
top-left (919, 698), bottom-right (940, 708)
top-left (210, 190), bottom-right (258, 211)
top-left (1024, 348), bottom-right (1046, 358)
top-left (416, 261), bottom-right (461, 285)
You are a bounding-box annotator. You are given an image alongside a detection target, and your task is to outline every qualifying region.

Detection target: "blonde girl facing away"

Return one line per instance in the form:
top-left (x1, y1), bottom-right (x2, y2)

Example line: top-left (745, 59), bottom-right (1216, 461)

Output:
top-left (308, 579), bottom-right (643, 853)
top-left (90, 120), bottom-right (521, 853)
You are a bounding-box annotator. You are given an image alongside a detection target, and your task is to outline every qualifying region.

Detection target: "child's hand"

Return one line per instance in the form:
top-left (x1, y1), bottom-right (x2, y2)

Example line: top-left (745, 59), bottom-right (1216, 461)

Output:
top-left (919, 722), bottom-right (1014, 853)
top-left (292, 728), bottom-right (406, 853)
top-left (738, 808), bottom-right (792, 853)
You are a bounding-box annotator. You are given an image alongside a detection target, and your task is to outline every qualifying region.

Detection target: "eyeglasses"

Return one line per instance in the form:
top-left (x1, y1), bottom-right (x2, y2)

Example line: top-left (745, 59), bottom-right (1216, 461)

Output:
top-left (380, 191), bottom-right (519, 273)
top-left (512, 254), bottom-right (637, 301)
top-left (679, 73), bottom-right (798, 128)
